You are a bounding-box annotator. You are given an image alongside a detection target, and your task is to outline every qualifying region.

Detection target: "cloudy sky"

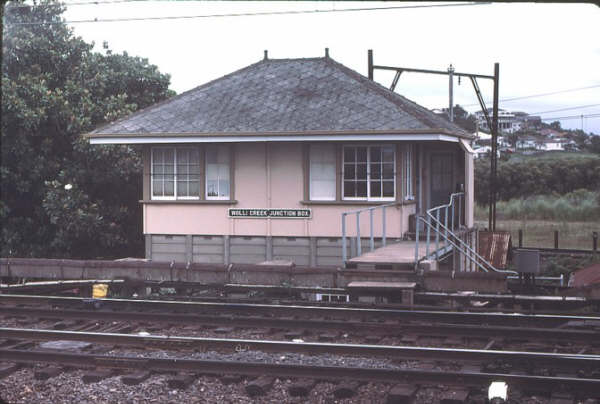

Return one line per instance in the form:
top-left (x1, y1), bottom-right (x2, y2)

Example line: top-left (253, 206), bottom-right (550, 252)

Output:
top-left (60, 1), bottom-right (600, 134)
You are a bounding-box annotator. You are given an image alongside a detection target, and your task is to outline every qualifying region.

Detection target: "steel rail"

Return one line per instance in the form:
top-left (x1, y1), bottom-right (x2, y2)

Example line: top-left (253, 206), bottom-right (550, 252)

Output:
top-left (2, 294), bottom-right (598, 327)
top-left (2, 328), bottom-right (599, 370)
top-left (2, 348), bottom-right (600, 394)
top-left (2, 306), bottom-right (599, 343)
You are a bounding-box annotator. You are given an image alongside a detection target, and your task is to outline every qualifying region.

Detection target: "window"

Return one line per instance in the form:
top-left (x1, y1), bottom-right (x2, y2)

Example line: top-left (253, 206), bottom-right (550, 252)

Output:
top-left (206, 145), bottom-right (230, 199)
top-left (152, 147), bottom-right (200, 200)
top-left (343, 145), bottom-right (395, 200)
top-left (309, 144), bottom-right (336, 200)
top-left (404, 145), bottom-right (414, 200)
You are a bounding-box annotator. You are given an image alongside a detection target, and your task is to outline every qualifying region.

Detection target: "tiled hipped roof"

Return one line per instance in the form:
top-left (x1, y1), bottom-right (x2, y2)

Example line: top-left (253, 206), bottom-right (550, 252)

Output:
top-left (91, 56), bottom-right (468, 136)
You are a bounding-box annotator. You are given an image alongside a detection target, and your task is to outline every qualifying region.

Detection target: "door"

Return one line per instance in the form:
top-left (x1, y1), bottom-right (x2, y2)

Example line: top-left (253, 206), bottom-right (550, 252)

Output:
top-left (430, 153), bottom-right (454, 221)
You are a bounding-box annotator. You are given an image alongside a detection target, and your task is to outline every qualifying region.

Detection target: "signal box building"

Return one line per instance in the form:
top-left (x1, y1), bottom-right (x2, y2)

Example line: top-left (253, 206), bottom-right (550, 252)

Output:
top-left (88, 53), bottom-right (475, 267)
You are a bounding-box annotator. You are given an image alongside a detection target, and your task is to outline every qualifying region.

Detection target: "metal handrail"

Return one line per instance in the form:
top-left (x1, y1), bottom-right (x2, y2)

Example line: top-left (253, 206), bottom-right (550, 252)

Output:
top-left (415, 192), bottom-right (517, 275)
top-left (341, 202), bottom-right (401, 262)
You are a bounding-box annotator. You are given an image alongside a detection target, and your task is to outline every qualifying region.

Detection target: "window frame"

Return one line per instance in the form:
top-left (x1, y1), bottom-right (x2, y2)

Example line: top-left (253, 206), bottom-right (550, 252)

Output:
top-left (205, 144), bottom-right (231, 201)
top-left (150, 146), bottom-right (201, 201)
top-left (341, 144), bottom-right (396, 202)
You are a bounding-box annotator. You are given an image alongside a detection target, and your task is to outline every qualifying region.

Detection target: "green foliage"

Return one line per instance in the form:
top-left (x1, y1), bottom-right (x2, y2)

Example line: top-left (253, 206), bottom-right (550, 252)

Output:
top-left (480, 190), bottom-right (600, 221)
top-left (1, 1), bottom-right (174, 258)
top-left (475, 154), bottom-right (600, 204)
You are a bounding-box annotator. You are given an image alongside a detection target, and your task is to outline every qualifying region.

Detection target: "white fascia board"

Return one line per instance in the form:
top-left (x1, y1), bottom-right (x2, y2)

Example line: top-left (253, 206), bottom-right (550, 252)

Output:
top-left (89, 133), bottom-right (459, 144)
top-left (459, 138), bottom-right (475, 154)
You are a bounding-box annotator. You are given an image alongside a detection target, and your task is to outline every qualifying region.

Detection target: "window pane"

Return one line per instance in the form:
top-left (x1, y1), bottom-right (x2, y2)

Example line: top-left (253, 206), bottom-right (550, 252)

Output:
top-left (383, 163), bottom-right (394, 179)
top-left (356, 147), bottom-right (367, 162)
top-left (343, 181), bottom-right (355, 197)
top-left (382, 147), bottom-right (394, 162)
top-left (356, 163), bottom-right (367, 179)
top-left (370, 181), bottom-right (381, 197)
top-left (189, 149), bottom-right (199, 165)
top-left (206, 180), bottom-right (218, 197)
top-left (189, 181), bottom-right (199, 196)
top-left (343, 164), bottom-right (355, 180)
top-left (164, 149), bottom-right (174, 164)
top-left (356, 181), bottom-right (367, 197)
top-left (178, 164), bottom-right (188, 175)
top-left (344, 147), bottom-right (355, 163)
top-left (154, 164), bottom-right (163, 175)
top-left (164, 180), bottom-right (174, 196)
top-left (218, 164), bottom-right (229, 180)
top-left (152, 179), bottom-right (163, 196)
top-left (165, 163), bottom-right (174, 175)
top-left (370, 163), bottom-right (381, 179)
top-left (218, 180), bottom-right (230, 197)
top-left (177, 180), bottom-right (188, 197)
top-left (178, 149), bottom-right (188, 165)
top-left (383, 181), bottom-right (394, 197)
top-left (370, 147), bottom-right (381, 162)
top-left (153, 149), bottom-right (163, 165)
top-left (310, 144), bottom-right (335, 200)
top-left (206, 164), bottom-right (217, 180)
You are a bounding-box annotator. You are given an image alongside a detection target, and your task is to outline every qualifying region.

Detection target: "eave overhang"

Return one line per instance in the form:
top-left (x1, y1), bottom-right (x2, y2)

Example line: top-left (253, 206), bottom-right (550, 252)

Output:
top-left (86, 129), bottom-right (472, 145)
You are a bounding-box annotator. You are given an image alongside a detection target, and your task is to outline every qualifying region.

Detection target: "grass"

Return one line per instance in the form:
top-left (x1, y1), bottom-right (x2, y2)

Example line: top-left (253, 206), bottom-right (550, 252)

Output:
top-left (473, 218), bottom-right (599, 250)
top-left (475, 190), bottom-right (599, 222)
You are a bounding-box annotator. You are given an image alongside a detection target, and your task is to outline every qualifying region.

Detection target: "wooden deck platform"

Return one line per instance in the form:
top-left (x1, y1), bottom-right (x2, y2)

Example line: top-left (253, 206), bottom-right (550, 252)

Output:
top-left (347, 241), bottom-right (447, 269)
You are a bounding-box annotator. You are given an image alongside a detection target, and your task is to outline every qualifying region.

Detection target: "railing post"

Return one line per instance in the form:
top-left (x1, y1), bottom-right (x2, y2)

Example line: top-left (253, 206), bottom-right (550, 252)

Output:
top-left (554, 230), bottom-right (559, 249)
top-left (458, 194), bottom-right (462, 227)
top-left (369, 208), bottom-right (374, 251)
top-left (356, 213), bottom-right (361, 257)
top-left (426, 214), bottom-right (431, 257)
top-left (382, 206), bottom-right (387, 247)
top-left (594, 231), bottom-right (598, 253)
top-left (342, 213), bottom-right (347, 263)
top-left (435, 209), bottom-right (440, 259)
top-left (451, 197), bottom-right (455, 232)
top-left (415, 215), bottom-right (420, 267)
top-left (444, 206), bottom-right (449, 241)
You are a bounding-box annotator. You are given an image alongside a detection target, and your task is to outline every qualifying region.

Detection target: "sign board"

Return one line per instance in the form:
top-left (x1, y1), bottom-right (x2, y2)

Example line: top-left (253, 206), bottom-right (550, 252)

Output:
top-left (228, 208), bottom-right (311, 219)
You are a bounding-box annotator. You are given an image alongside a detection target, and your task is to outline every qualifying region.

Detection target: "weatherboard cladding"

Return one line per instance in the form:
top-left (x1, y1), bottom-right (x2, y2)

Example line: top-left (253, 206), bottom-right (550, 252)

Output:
top-left (91, 56), bottom-right (467, 136)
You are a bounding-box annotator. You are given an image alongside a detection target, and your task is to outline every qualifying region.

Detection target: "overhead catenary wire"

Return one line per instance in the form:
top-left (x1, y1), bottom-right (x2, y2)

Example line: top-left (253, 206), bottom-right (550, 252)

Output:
top-left (540, 113), bottom-right (600, 121)
top-left (462, 84), bottom-right (600, 108)
top-left (8, 1), bottom-right (491, 25)
top-left (530, 104), bottom-right (600, 115)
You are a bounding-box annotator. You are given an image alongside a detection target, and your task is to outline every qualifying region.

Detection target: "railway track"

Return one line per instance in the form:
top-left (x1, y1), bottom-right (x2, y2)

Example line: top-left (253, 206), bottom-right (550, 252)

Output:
top-left (2, 293), bottom-right (600, 402)
top-left (1, 326), bottom-right (599, 403)
top-left (3, 293), bottom-right (600, 328)
top-left (2, 305), bottom-right (600, 345)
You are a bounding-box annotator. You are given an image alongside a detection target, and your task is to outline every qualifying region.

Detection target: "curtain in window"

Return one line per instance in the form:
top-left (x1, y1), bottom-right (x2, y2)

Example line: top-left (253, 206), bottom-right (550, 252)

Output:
top-left (309, 144), bottom-right (336, 200)
top-left (206, 145), bottom-right (230, 199)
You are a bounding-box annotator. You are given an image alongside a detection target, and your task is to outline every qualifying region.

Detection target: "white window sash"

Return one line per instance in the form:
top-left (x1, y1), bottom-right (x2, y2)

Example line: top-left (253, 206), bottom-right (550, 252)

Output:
top-left (151, 147), bottom-right (201, 201)
top-left (342, 145), bottom-right (395, 201)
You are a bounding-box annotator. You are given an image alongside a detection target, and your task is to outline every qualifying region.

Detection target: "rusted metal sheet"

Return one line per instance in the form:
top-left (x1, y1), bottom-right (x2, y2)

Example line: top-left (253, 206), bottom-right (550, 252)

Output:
top-left (478, 231), bottom-right (511, 269)
top-left (572, 264), bottom-right (600, 287)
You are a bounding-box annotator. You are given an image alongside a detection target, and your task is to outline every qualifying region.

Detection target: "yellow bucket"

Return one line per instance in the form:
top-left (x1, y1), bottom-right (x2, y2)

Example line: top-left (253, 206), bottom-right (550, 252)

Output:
top-left (92, 283), bottom-right (108, 298)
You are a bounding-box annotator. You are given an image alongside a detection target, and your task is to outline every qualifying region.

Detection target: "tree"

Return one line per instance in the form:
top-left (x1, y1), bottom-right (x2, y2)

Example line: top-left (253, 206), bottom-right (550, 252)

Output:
top-left (1, 1), bottom-right (174, 258)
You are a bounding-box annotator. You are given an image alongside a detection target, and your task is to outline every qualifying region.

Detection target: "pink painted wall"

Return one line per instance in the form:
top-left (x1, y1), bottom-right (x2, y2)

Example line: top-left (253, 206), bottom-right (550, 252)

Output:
top-left (144, 142), bottom-right (424, 238)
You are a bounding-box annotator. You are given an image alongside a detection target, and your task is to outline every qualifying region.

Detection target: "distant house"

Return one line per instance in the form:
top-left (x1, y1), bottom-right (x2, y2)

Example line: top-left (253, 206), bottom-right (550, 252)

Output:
top-left (540, 128), bottom-right (567, 139)
top-left (475, 109), bottom-right (522, 134)
top-left (87, 53), bottom-right (475, 265)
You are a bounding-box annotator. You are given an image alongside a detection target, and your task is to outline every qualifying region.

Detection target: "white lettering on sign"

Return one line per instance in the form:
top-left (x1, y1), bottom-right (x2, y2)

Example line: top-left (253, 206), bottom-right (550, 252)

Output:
top-left (228, 209), bottom-right (311, 219)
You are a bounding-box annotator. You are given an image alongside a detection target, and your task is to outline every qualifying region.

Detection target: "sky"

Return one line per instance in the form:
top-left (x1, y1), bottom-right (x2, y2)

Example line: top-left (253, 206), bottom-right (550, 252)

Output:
top-left (57, 1), bottom-right (600, 134)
